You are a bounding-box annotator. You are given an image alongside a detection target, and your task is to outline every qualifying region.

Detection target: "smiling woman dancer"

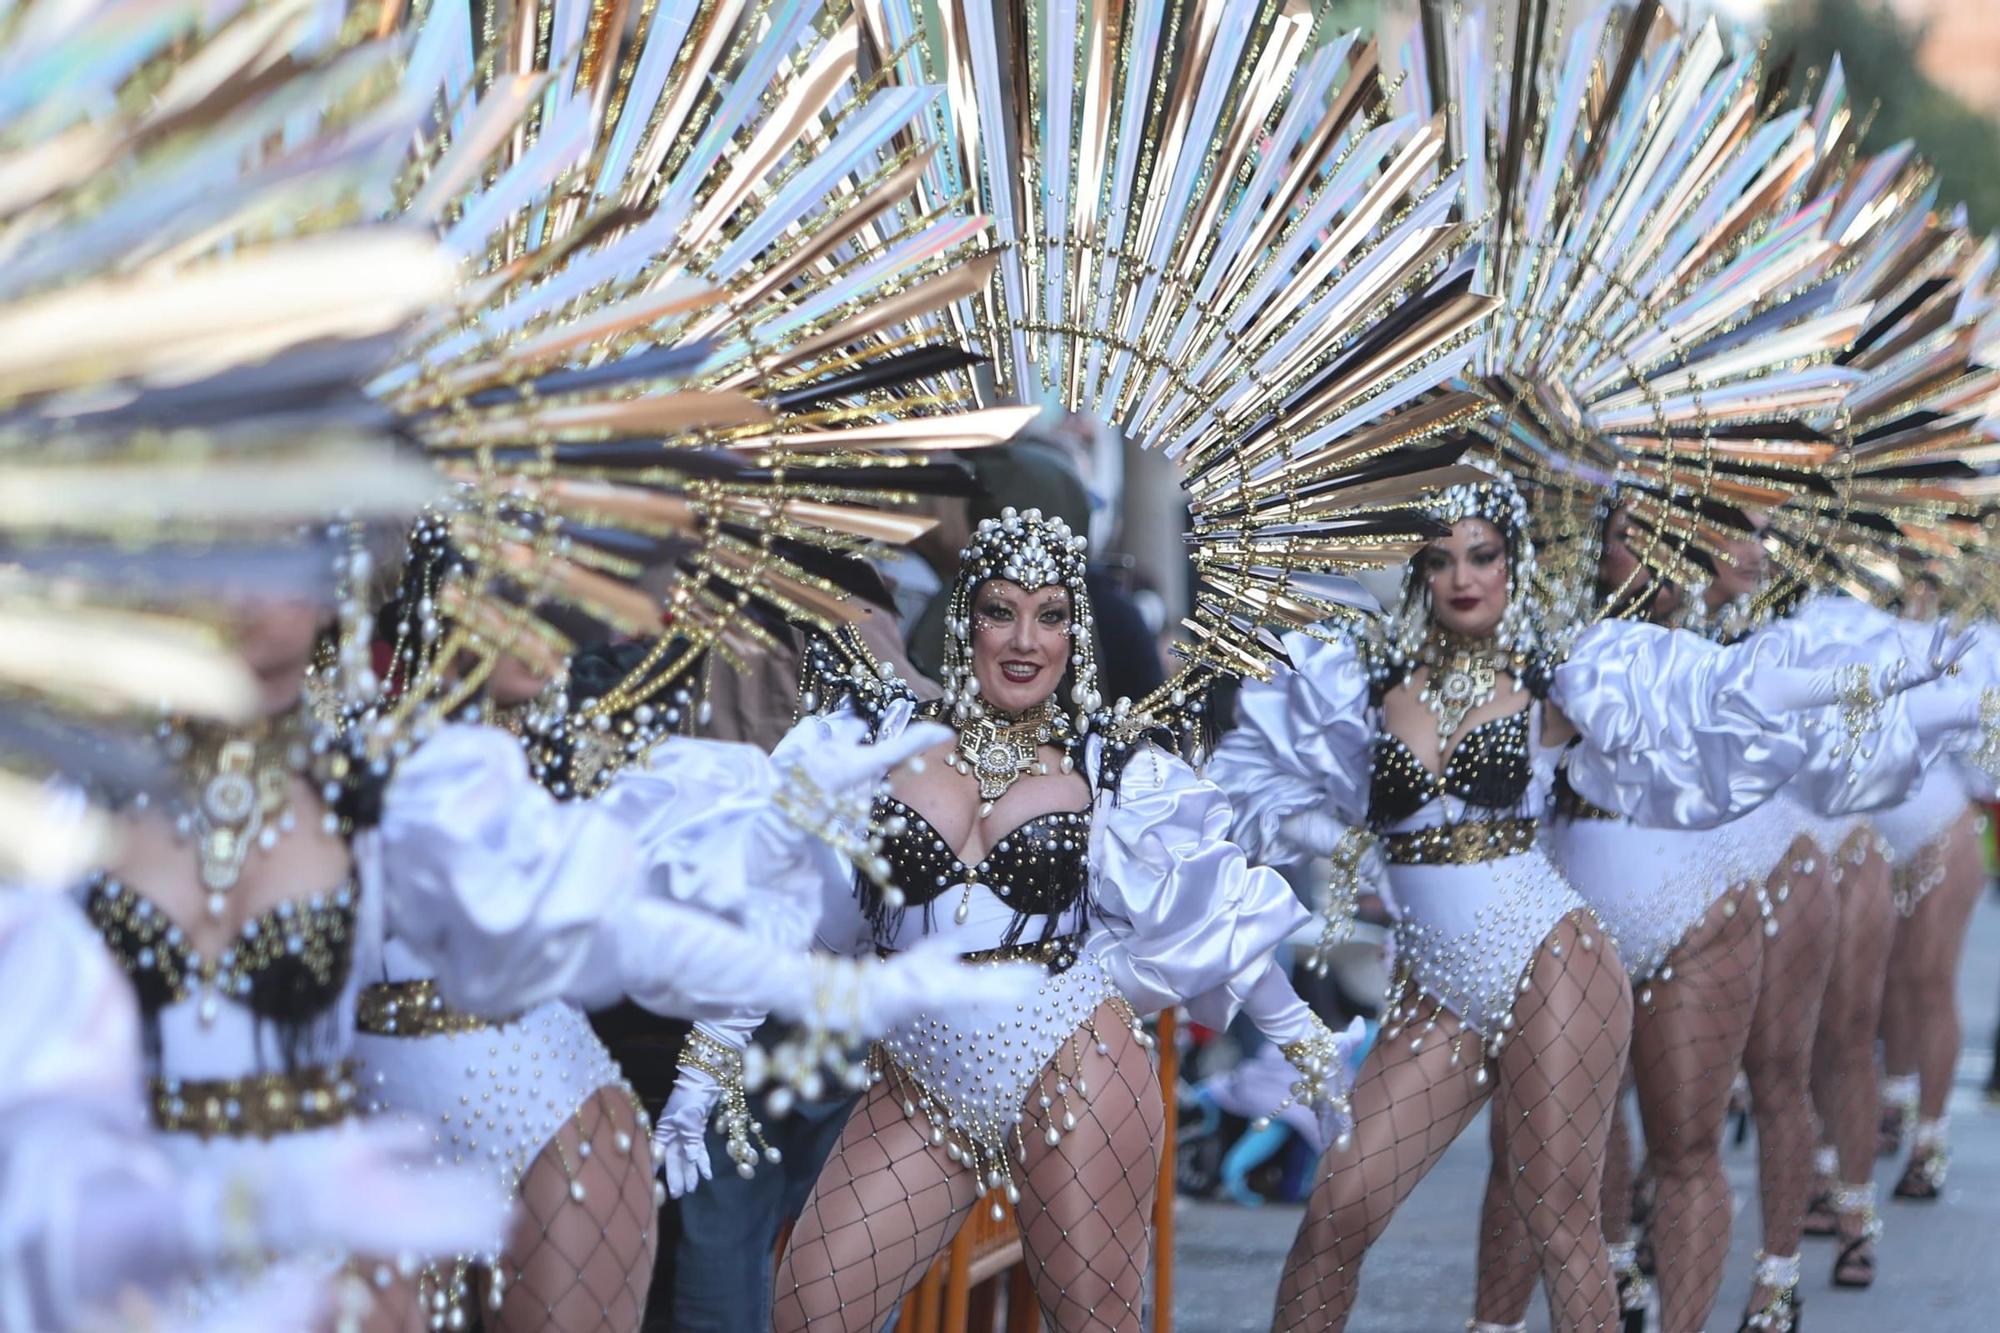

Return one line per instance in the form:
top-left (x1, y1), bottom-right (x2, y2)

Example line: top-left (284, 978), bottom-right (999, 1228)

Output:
top-left (1209, 471), bottom-right (1907, 1333)
top-left (654, 509), bottom-right (1352, 1333)
top-left (1466, 515), bottom-right (1776, 1333)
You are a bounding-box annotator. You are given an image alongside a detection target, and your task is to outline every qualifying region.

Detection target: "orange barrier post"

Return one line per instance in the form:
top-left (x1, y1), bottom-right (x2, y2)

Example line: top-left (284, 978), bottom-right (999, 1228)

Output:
top-left (1152, 1007), bottom-right (1179, 1333)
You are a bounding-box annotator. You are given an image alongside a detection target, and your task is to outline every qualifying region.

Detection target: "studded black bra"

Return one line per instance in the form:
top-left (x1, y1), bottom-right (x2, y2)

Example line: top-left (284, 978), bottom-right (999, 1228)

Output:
top-left (1368, 709), bottom-right (1534, 829)
top-left (864, 797), bottom-right (1090, 948)
top-left (85, 875), bottom-right (357, 1067)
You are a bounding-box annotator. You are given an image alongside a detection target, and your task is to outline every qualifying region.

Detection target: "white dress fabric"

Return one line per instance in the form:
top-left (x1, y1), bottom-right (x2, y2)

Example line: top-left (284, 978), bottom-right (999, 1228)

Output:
top-left (798, 706), bottom-right (1315, 1195)
top-left (1873, 766), bottom-right (1971, 868)
top-left (1543, 816), bottom-right (1759, 986)
top-left (353, 984), bottom-right (624, 1203)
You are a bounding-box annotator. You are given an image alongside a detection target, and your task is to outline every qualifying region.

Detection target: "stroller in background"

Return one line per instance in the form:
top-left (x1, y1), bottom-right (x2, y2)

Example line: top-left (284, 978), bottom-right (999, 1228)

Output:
top-left (1176, 922), bottom-right (1390, 1206)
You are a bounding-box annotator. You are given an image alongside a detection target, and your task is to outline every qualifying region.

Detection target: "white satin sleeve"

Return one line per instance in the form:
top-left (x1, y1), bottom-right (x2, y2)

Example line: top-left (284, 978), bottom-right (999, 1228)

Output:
top-left (593, 728), bottom-right (850, 953)
top-left (373, 723), bottom-right (836, 1017)
top-left (0, 890), bottom-right (179, 1331)
top-left (1552, 620), bottom-right (1810, 828)
top-left (1086, 742), bottom-right (1312, 1031)
top-left (1206, 630), bottom-right (1374, 862)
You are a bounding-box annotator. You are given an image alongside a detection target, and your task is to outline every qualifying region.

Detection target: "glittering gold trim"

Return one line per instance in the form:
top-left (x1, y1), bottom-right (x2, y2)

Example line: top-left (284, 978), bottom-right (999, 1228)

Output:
top-left (151, 1063), bottom-right (358, 1139)
top-left (355, 980), bottom-right (506, 1038)
top-left (1554, 785), bottom-right (1622, 823)
top-left (1382, 817), bottom-right (1539, 866)
top-left (959, 933), bottom-right (1086, 974)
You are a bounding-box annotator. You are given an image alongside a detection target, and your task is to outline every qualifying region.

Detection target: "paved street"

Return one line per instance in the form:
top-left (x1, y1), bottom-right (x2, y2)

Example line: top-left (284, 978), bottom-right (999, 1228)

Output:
top-left (1175, 887), bottom-right (2000, 1332)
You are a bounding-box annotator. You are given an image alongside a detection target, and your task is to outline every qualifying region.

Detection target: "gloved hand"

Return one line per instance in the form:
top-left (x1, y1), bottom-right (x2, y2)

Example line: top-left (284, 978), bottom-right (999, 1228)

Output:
top-left (777, 935), bottom-right (1044, 1039)
top-left (1304, 1017), bottom-right (1367, 1151)
top-left (1881, 620), bottom-right (1977, 693)
top-left (1279, 807), bottom-right (1348, 859)
top-left (187, 1120), bottom-right (509, 1268)
top-left (653, 1065), bottom-right (720, 1200)
top-left (775, 720), bottom-right (951, 805)
top-left (762, 720), bottom-right (952, 888)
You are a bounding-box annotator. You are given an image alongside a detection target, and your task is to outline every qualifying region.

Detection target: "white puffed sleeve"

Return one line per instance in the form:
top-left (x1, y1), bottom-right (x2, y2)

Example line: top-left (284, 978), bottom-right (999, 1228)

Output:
top-left (1206, 630), bottom-right (1375, 862)
top-left (593, 725), bottom-right (849, 952)
top-left (371, 723), bottom-right (833, 1018)
top-left (1086, 741), bottom-right (1312, 1033)
top-left (1736, 602), bottom-right (1989, 815)
top-left (1552, 620), bottom-right (1811, 828)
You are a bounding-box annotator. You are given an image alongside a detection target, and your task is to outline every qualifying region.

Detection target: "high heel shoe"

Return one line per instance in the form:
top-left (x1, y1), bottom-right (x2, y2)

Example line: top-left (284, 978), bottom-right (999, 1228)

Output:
top-left (1609, 1240), bottom-right (1649, 1333)
top-left (1829, 1185), bottom-right (1881, 1290)
top-left (1738, 1251), bottom-right (1802, 1332)
top-left (1892, 1119), bottom-right (1949, 1200)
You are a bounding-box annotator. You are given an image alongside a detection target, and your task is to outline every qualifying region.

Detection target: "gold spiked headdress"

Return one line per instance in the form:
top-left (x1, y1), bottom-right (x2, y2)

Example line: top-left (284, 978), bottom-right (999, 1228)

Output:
top-left (0, 0), bottom-right (462, 880)
top-left (1759, 59), bottom-right (2000, 609)
top-left (1401, 0), bottom-right (1879, 631)
top-left (357, 0), bottom-right (1039, 760)
top-left (873, 0), bottom-right (1501, 714)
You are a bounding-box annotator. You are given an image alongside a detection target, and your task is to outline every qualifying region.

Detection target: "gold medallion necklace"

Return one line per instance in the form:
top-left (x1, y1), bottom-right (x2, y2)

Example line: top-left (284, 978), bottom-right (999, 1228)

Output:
top-left (1415, 628), bottom-right (1510, 741)
top-left (952, 700), bottom-right (1057, 806)
top-left (170, 712), bottom-right (312, 916)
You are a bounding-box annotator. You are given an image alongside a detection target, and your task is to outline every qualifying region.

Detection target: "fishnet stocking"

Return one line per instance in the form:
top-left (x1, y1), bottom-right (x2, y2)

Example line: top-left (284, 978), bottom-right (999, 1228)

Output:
top-left (1276, 912), bottom-right (1630, 1332)
top-left (1014, 1004), bottom-right (1163, 1331)
top-left (1626, 892), bottom-right (1761, 1331)
top-left (773, 1001), bottom-right (1160, 1332)
top-left (1809, 835), bottom-right (1893, 1227)
top-left (479, 1085), bottom-right (657, 1333)
top-left (1880, 811), bottom-right (1985, 1121)
top-left (1601, 1091), bottom-right (1636, 1251)
top-left (773, 1077), bottom-right (977, 1332)
top-left (1740, 836), bottom-right (1834, 1283)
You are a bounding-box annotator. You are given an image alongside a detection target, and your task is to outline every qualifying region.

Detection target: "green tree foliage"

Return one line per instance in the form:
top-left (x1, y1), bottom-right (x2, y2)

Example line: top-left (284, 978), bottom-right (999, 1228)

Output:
top-left (1768, 0), bottom-right (2000, 231)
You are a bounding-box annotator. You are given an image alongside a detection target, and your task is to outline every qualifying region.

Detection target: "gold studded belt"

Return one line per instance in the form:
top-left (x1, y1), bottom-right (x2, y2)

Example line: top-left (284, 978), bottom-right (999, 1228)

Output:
top-left (151, 1062), bottom-right (358, 1138)
top-left (1383, 817), bottom-right (1539, 866)
top-left (1554, 786), bottom-right (1623, 822)
top-left (959, 932), bottom-right (1086, 974)
top-left (356, 979), bottom-right (506, 1038)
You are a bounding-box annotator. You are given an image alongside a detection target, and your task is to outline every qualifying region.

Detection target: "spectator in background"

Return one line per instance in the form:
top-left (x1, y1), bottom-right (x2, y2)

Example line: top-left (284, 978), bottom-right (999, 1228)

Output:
top-left (872, 462), bottom-right (976, 635)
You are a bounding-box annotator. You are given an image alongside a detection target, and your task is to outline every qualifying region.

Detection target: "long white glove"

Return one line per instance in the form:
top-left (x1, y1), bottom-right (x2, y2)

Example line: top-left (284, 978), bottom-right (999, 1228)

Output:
top-left (1237, 964), bottom-right (1364, 1151)
top-left (1879, 620), bottom-right (1977, 693)
top-left (793, 935), bottom-right (1044, 1039)
top-left (764, 720), bottom-right (952, 877)
top-left (1749, 620), bottom-right (1975, 712)
top-left (1278, 807), bottom-right (1348, 860)
top-left (1301, 1017), bottom-right (1367, 1151)
top-left (652, 1066), bottom-right (719, 1200)
top-left (180, 1121), bottom-right (510, 1269)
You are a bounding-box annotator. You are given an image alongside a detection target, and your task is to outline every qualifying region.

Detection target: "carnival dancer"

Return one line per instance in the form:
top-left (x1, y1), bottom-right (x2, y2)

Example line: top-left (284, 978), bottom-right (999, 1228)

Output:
top-left (74, 590), bottom-right (1038, 1331)
top-left (1467, 514), bottom-right (1771, 1333)
top-left (1210, 471), bottom-right (1958, 1333)
top-left (653, 510), bottom-right (1353, 1333)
